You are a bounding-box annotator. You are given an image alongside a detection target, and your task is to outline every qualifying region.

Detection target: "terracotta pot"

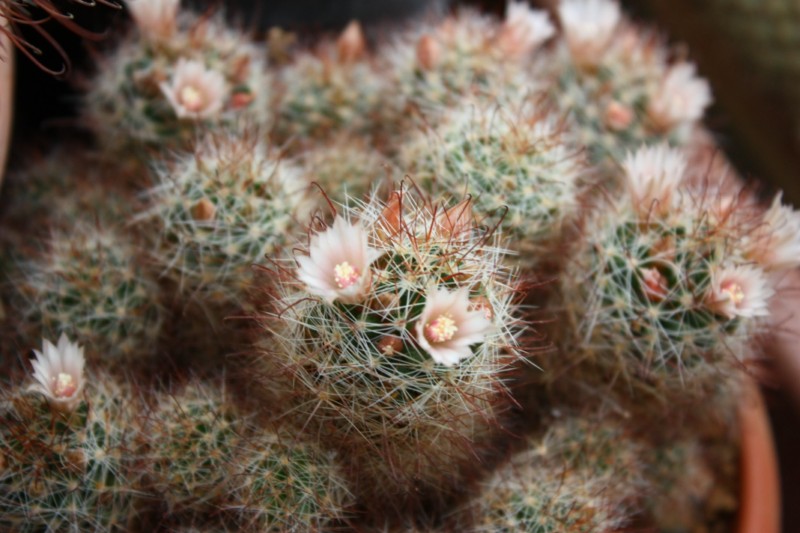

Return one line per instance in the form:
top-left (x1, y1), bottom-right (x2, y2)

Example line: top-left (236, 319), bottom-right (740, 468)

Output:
top-left (738, 378), bottom-right (781, 533)
top-left (0, 16), bottom-right (13, 185)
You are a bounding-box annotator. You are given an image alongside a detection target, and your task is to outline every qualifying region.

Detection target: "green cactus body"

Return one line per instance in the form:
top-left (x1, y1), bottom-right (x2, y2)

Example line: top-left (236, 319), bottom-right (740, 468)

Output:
top-left (257, 190), bottom-right (524, 511)
top-left (9, 224), bottom-right (162, 360)
top-left (223, 432), bottom-right (353, 532)
top-left (145, 132), bottom-right (312, 307)
top-left (85, 11), bottom-right (269, 152)
top-left (399, 100), bottom-right (584, 264)
top-left (0, 376), bottom-right (137, 532)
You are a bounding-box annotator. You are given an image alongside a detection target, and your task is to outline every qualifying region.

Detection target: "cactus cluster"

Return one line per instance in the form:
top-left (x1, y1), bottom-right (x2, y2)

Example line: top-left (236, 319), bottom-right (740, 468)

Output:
top-left (1, 0), bottom-right (796, 531)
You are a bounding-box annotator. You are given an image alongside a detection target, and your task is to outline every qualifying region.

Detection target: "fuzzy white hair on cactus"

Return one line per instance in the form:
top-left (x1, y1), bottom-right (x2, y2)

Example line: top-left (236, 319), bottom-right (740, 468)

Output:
top-left (28, 333), bottom-right (86, 413)
top-left (160, 59), bottom-right (227, 120)
top-left (647, 62), bottom-right (712, 130)
top-left (415, 287), bottom-right (493, 367)
top-left (296, 216), bottom-right (383, 304)
top-left (557, 0), bottom-right (621, 67)
top-left (747, 193), bottom-right (800, 272)
top-left (127, 0), bottom-right (181, 42)
top-left (497, 2), bottom-right (555, 58)
top-left (707, 265), bottom-right (773, 320)
top-left (623, 144), bottom-right (687, 216)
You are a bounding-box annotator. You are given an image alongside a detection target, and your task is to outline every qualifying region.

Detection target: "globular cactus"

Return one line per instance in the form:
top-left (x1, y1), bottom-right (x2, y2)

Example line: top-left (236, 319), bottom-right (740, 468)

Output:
top-left (85, 1), bottom-right (269, 153)
top-left (550, 0), bottom-right (712, 168)
top-left (139, 381), bottom-right (240, 516)
top-left (7, 223), bottom-right (163, 360)
top-left (558, 143), bottom-right (800, 394)
top-left (143, 130), bottom-right (312, 309)
top-left (463, 412), bottom-right (645, 533)
top-left (399, 98), bottom-right (585, 264)
top-left (273, 22), bottom-right (385, 143)
top-left (384, 4), bottom-right (554, 116)
top-left (0, 368), bottom-right (138, 532)
top-left (299, 134), bottom-right (393, 205)
top-left (221, 431), bottom-right (354, 532)
top-left (254, 188), bottom-right (525, 515)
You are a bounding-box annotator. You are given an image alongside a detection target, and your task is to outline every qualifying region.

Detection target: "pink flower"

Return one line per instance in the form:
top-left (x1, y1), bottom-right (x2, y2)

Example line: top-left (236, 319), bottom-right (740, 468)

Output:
top-left (623, 144), bottom-right (687, 216)
top-left (747, 193), bottom-right (800, 272)
top-left (160, 59), bottom-right (227, 120)
top-left (296, 216), bottom-right (383, 303)
top-left (415, 287), bottom-right (492, 367)
top-left (127, 0), bottom-right (180, 42)
top-left (648, 62), bottom-right (712, 130)
top-left (558, 0), bottom-right (621, 67)
top-left (707, 265), bottom-right (773, 320)
top-left (640, 267), bottom-right (669, 302)
top-left (28, 334), bottom-right (86, 413)
top-left (497, 2), bottom-right (555, 58)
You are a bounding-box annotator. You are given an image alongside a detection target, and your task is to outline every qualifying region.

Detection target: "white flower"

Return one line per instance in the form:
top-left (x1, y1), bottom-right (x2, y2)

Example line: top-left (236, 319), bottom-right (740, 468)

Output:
top-left (28, 334), bottom-right (86, 413)
top-left (558, 0), bottom-right (621, 67)
top-left (497, 2), bottom-right (555, 58)
top-left (747, 194), bottom-right (800, 272)
top-left (648, 62), bottom-right (712, 129)
top-left (623, 144), bottom-right (687, 216)
top-left (415, 287), bottom-right (492, 367)
top-left (160, 59), bottom-right (227, 120)
top-left (127, 0), bottom-right (180, 42)
top-left (296, 216), bottom-right (383, 303)
top-left (707, 265), bottom-right (773, 320)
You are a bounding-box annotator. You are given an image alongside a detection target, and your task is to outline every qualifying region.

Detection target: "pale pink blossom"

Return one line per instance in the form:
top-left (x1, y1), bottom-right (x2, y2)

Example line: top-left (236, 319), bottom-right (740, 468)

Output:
top-left (28, 334), bottom-right (86, 413)
top-left (640, 267), bottom-right (668, 302)
top-left (648, 62), bottom-right (712, 129)
top-left (160, 59), bottom-right (227, 120)
top-left (127, 0), bottom-right (180, 42)
top-left (415, 287), bottom-right (492, 367)
top-left (623, 144), bottom-right (687, 216)
top-left (707, 265), bottom-right (773, 320)
top-left (497, 2), bottom-right (555, 58)
top-left (604, 100), bottom-right (634, 131)
top-left (747, 194), bottom-right (800, 272)
top-left (296, 216), bottom-right (383, 303)
top-left (558, 0), bottom-right (621, 67)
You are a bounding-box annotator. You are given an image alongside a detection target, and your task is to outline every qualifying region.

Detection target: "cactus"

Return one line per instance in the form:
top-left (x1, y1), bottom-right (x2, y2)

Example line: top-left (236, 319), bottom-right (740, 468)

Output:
top-left (143, 130), bottom-right (312, 309)
top-left (6, 223), bottom-right (163, 360)
top-left (222, 431), bottom-right (354, 532)
top-left (557, 144), bottom-right (791, 395)
top-left (399, 98), bottom-right (585, 264)
top-left (550, 0), bottom-right (711, 169)
top-left (0, 371), bottom-right (138, 532)
top-left (84, 4), bottom-right (269, 153)
top-left (463, 412), bottom-right (645, 533)
top-left (255, 188), bottom-right (525, 514)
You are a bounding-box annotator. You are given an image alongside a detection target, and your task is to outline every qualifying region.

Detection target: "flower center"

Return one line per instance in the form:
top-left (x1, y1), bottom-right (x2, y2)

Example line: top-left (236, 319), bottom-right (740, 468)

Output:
top-left (334, 261), bottom-right (361, 289)
top-left (425, 314), bottom-right (458, 343)
top-left (52, 372), bottom-right (77, 398)
top-left (179, 85), bottom-right (205, 112)
top-left (721, 281), bottom-right (745, 306)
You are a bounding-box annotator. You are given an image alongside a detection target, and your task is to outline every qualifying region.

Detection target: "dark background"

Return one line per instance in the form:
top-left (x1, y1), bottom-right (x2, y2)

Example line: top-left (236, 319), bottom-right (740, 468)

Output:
top-left (6, 2), bottom-right (800, 531)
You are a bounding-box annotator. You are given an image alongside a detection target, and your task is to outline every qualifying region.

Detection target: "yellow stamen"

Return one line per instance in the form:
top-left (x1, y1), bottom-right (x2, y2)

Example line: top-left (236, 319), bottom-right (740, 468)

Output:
top-left (179, 85), bottom-right (204, 111)
top-left (53, 372), bottom-right (77, 398)
top-left (425, 313), bottom-right (458, 343)
top-left (721, 281), bottom-right (745, 306)
top-left (334, 261), bottom-right (360, 289)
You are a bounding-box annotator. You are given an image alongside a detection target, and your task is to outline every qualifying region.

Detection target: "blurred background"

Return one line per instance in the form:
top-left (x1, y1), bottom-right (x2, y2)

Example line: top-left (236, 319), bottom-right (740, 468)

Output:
top-left (6, 1), bottom-right (800, 531)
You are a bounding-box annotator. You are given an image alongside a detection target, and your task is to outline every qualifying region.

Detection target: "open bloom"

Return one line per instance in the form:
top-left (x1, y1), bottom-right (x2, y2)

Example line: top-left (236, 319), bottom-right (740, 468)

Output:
top-left (623, 144), bottom-right (687, 216)
top-left (415, 287), bottom-right (492, 367)
top-left (706, 265), bottom-right (773, 320)
top-left (648, 62), bottom-right (712, 129)
top-left (127, 0), bottom-right (180, 42)
top-left (497, 2), bottom-right (555, 58)
top-left (28, 334), bottom-right (86, 413)
top-left (558, 0), bottom-right (621, 67)
top-left (746, 194), bottom-right (800, 272)
top-left (160, 59), bottom-right (227, 120)
top-left (296, 216), bottom-right (383, 303)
